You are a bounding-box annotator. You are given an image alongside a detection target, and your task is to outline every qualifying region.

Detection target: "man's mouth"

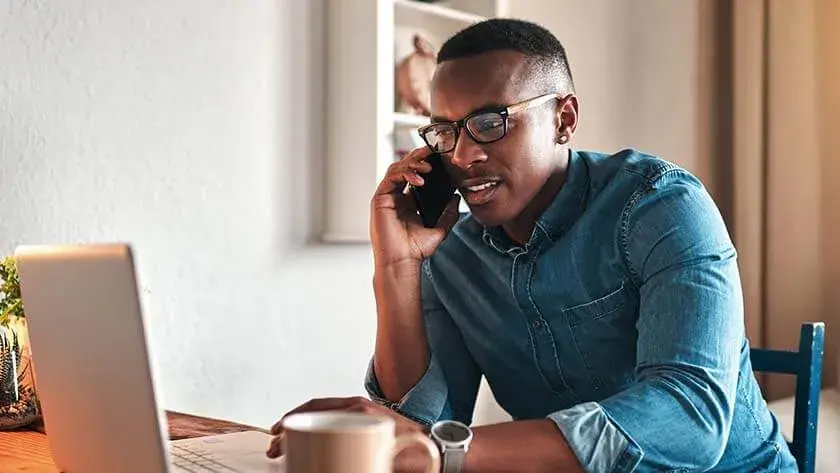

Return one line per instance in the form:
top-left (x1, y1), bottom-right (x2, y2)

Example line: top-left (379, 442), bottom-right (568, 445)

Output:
top-left (460, 178), bottom-right (502, 206)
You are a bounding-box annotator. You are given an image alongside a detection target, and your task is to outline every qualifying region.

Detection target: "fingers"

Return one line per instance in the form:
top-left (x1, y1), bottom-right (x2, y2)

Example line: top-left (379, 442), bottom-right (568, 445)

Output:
top-left (374, 147), bottom-right (434, 196)
top-left (404, 170), bottom-right (424, 188)
top-left (266, 432), bottom-right (283, 458)
top-left (436, 194), bottom-right (462, 231)
top-left (407, 159), bottom-right (433, 175)
top-left (345, 402), bottom-right (379, 415)
top-left (270, 397), bottom-right (364, 435)
top-left (266, 396), bottom-right (374, 459)
top-left (400, 145), bottom-right (433, 163)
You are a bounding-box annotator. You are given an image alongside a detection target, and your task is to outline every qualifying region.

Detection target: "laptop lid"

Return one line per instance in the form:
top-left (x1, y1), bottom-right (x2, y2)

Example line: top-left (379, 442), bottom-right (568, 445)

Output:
top-left (15, 243), bottom-right (171, 473)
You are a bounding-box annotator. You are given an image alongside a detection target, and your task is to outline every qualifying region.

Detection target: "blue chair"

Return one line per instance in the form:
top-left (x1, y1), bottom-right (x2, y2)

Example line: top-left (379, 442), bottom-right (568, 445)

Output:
top-left (750, 322), bottom-right (825, 473)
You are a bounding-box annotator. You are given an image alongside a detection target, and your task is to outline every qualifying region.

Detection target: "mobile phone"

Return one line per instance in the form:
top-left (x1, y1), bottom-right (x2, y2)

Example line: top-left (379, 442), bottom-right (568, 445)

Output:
top-left (410, 153), bottom-right (457, 228)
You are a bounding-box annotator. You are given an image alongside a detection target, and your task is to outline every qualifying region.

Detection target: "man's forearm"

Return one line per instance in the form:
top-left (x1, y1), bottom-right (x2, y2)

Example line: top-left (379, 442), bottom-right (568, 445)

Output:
top-left (372, 261), bottom-right (430, 402)
top-left (464, 420), bottom-right (584, 473)
top-left (401, 420), bottom-right (583, 473)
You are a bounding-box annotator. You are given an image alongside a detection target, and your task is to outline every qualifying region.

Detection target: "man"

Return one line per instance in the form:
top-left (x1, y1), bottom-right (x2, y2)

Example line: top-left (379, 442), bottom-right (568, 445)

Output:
top-left (268, 18), bottom-right (796, 472)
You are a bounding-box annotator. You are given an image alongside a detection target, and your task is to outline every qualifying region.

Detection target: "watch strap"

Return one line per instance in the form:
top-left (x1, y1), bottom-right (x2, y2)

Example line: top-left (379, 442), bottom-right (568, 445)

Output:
top-left (441, 446), bottom-right (466, 473)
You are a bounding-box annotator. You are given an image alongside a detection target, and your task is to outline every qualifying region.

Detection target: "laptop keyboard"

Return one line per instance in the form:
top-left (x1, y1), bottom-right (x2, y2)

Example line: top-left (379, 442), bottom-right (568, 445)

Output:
top-left (170, 443), bottom-right (244, 473)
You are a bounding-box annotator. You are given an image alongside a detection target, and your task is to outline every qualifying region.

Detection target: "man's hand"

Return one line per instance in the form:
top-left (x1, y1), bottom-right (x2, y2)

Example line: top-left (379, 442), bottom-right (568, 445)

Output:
top-left (370, 146), bottom-right (461, 269)
top-left (265, 396), bottom-right (425, 459)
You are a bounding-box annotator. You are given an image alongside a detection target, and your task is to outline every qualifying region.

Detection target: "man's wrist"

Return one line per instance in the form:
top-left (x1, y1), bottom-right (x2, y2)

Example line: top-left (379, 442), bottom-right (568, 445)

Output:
top-left (430, 420), bottom-right (473, 473)
top-left (373, 258), bottom-right (422, 276)
top-left (373, 260), bottom-right (422, 292)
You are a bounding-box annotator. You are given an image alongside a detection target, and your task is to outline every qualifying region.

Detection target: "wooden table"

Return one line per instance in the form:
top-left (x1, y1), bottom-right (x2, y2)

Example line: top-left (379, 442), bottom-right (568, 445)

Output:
top-left (0, 412), bottom-right (266, 472)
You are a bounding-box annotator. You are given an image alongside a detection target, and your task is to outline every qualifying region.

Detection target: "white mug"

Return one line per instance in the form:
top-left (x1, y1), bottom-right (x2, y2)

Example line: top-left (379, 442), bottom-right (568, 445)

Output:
top-left (281, 411), bottom-right (440, 473)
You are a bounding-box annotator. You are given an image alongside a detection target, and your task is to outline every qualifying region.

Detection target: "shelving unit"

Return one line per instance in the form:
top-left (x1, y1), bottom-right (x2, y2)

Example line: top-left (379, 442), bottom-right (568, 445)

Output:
top-left (395, 0), bottom-right (489, 32)
top-left (324, 0), bottom-right (508, 242)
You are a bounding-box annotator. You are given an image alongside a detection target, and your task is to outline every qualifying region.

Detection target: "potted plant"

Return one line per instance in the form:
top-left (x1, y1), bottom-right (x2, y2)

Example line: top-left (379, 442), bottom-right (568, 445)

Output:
top-left (0, 255), bottom-right (40, 429)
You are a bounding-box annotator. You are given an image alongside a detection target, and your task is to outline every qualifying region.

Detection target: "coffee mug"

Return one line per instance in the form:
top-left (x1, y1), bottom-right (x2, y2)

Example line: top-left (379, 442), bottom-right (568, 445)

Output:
top-left (281, 411), bottom-right (440, 473)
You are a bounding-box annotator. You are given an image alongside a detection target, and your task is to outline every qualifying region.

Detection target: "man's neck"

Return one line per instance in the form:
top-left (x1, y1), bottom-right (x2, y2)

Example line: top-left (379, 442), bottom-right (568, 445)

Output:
top-left (502, 166), bottom-right (569, 245)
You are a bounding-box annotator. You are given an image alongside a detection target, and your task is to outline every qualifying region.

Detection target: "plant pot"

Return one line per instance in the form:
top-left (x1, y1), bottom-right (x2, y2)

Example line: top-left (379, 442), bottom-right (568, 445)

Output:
top-left (0, 318), bottom-right (41, 430)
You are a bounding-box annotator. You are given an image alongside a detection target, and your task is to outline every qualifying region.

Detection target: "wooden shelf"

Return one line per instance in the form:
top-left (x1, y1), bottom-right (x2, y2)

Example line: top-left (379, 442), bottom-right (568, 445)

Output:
top-left (394, 0), bottom-right (488, 27)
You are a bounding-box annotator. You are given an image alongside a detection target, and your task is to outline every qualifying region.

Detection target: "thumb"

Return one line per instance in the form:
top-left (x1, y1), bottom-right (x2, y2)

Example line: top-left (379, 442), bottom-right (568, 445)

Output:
top-left (436, 194), bottom-right (462, 231)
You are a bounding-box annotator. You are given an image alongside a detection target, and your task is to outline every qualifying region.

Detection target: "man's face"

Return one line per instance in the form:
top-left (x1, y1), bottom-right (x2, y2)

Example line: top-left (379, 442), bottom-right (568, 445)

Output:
top-left (429, 50), bottom-right (565, 228)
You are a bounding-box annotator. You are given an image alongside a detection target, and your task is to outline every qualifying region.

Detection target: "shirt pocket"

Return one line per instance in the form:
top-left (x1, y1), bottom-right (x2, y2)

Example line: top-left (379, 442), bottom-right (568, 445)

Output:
top-left (562, 281), bottom-right (630, 326)
top-left (560, 281), bottom-right (638, 391)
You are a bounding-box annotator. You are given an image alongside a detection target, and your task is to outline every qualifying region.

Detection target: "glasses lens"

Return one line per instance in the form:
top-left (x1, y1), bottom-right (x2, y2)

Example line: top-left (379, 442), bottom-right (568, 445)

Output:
top-left (466, 112), bottom-right (505, 143)
top-left (421, 123), bottom-right (458, 153)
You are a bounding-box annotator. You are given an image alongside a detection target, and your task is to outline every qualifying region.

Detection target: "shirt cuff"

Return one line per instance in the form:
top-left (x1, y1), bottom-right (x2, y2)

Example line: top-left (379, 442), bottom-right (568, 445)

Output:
top-left (364, 356), bottom-right (448, 426)
top-left (547, 402), bottom-right (644, 473)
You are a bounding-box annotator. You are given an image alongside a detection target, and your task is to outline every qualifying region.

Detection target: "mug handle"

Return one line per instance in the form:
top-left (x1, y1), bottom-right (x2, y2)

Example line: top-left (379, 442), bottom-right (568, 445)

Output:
top-left (392, 431), bottom-right (441, 473)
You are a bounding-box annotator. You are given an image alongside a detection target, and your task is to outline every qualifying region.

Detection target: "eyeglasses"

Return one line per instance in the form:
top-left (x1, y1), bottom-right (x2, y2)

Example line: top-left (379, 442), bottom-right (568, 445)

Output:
top-left (417, 92), bottom-right (566, 154)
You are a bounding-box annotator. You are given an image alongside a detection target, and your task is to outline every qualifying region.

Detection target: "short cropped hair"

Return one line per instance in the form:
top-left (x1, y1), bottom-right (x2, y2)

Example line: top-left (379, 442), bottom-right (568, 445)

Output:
top-left (437, 18), bottom-right (575, 94)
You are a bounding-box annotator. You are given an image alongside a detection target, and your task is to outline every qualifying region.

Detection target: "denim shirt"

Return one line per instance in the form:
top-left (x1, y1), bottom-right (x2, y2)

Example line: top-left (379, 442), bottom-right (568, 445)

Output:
top-left (365, 148), bottom-right (796, 472)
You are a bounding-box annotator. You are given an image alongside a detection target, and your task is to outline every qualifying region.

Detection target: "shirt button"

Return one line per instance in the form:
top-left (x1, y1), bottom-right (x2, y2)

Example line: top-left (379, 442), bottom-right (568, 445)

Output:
top-left (532, 319), bottom-right (543, 329)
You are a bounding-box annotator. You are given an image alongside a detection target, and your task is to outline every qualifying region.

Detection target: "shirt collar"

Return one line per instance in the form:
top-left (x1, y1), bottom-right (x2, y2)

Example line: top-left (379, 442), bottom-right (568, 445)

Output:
top-left (481, 148), bottom-right (589, 254)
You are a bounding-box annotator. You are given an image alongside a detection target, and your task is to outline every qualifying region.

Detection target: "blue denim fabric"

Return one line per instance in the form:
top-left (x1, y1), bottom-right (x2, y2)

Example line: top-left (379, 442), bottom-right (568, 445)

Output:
top-left (366, 149), bottom-right (797, 472)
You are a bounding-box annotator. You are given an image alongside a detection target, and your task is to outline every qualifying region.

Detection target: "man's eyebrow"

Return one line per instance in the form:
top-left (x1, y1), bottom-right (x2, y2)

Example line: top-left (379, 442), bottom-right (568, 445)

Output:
top-left (430, 102), bottom-right (507, 123)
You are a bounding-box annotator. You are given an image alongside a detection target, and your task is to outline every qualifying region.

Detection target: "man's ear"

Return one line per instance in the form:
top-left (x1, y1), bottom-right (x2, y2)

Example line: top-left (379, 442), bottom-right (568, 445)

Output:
top-left (555, 94), bottom-right (580, 142)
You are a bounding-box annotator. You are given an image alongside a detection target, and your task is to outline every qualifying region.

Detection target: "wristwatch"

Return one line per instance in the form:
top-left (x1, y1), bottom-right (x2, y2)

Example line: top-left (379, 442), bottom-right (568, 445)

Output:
top-left (429, 420), bottom-right (473, 473)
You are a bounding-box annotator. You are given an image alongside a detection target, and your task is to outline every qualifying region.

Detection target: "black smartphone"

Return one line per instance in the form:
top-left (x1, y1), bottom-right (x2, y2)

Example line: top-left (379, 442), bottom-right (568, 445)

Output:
top-left (410, 153), bottom-right (457, 228)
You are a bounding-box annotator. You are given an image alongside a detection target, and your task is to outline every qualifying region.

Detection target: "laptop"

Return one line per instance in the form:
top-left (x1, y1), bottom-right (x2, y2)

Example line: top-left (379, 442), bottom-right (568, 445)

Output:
top-left (14, 243), bottom-right (286, 473)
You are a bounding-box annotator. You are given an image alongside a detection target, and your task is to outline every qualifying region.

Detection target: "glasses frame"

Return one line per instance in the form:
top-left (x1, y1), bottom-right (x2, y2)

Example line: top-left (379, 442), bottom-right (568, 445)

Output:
top-left (416, 92), bottom-right (567, 153)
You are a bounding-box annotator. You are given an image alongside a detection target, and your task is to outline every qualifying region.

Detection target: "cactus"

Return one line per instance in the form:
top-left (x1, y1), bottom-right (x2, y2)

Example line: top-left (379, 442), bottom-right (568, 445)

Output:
top-left (0, 256), bottom-right (39, 429)
top-left (0, 329), bottom-right (22, 406)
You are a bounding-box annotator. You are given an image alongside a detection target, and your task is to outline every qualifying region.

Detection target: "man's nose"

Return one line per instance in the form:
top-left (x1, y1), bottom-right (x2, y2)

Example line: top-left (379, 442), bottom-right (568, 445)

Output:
top-left (449, 129), bottom-right (488, 170)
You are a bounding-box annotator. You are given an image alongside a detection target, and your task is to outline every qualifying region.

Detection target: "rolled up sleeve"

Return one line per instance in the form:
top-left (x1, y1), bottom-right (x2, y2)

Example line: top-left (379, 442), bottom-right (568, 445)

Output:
top-left (364, 259), bottom-right (482, 427)
top-left (548, 402), bottom-right (643, 472)
top-left (550, 170), bottom-right (743, 472)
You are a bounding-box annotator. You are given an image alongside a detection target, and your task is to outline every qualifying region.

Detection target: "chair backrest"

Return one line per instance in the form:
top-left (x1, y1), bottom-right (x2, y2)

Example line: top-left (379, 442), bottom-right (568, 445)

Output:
top-left (750, 322), bottom-right (825, 473)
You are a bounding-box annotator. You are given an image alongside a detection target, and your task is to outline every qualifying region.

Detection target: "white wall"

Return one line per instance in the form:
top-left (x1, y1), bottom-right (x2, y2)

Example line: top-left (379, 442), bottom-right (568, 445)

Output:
top-left (0, 0), bottom-right (377, 428)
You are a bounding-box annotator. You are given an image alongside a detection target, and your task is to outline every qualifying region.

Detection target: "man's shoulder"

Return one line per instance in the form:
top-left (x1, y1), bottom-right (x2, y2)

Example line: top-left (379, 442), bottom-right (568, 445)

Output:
top-left (578, 147), bottom-right (688, 187)
top-left (578, 148), bottom-right (710, 216)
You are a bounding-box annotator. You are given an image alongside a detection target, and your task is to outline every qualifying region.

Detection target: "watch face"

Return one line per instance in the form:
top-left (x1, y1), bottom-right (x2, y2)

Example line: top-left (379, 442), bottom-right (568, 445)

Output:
top-left (432, 421), bottom-right (472, 444)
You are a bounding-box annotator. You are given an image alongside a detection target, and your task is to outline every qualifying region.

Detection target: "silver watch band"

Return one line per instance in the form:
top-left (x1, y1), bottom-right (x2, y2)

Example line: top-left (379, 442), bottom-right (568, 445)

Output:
top-left (442, 447), bottom-right (466, 473)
